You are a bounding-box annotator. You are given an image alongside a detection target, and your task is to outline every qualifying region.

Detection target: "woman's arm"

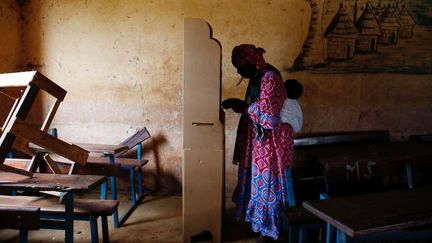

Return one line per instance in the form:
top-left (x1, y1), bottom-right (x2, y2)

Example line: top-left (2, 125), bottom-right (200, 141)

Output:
top-left (248, 71), bottom-right (285, 129)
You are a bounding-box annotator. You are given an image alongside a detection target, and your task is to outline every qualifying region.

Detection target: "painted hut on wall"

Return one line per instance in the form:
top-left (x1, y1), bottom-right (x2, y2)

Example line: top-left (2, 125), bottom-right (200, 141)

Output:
top-left (397, 5), bottom-right (416, 38)
top-left (324, 4), bottom-right (359, 60)
top-left (355, 2), bottom-right (382, 52)
top-left (373, 0), bottom-right (385, 18)
top-left (378, 4), bottom-right (401, 45)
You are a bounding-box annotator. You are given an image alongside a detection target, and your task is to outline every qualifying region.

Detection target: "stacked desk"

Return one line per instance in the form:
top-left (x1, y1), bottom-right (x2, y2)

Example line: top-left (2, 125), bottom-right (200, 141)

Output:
top-left (0, 172), bottom-right (105, 243)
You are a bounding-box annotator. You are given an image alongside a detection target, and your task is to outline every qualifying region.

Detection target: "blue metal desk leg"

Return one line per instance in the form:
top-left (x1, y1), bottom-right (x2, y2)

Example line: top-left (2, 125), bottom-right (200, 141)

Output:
top-left (138, 167), bottom-right (143, 198)
top-left (130, 168), bottom-right (136, 205)
top-left (406, 163), bottom-right (413, 190)
top-left (108, 155), bottom-right (120, 228)
top-left (19, 230), bottom-right (28, 243)
top-left (336, 228), bottom-right (347, 243)
top-left (90, 216), bottom-right (99, 243)
top-left (101, 215), bottom-right (109, 243)
top-left (118, 167), bottom-right (138, 226)
top-left (100, 181), bottom-right (108, 200)
top-left (64, 192), bottom-right (74, 243)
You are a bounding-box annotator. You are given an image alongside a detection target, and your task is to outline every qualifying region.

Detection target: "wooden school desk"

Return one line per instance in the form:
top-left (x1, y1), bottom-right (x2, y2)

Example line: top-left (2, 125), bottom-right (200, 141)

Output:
top-left (0, 172), bottom-right (105, 243)
top-left (301, 140), bottom-right (432, 192)
top-left (303, 186), bottom-right (432, 242)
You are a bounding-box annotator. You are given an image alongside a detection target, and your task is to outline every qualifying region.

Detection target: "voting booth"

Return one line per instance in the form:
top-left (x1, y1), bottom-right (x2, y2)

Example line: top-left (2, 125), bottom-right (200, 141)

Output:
top-left (182, 18), bottom-right (225, 242)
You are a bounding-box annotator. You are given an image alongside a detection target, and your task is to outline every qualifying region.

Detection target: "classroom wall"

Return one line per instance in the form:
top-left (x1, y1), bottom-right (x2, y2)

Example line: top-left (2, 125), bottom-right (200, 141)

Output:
top-left (0, 0), bottom-right (21, 73)
top-left (5, 0), bottom-right (432, 194)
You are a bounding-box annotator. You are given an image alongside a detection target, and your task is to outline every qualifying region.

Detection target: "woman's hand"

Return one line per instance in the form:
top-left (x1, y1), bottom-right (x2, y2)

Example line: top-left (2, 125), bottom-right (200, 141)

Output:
top-left (221, 98), bottom-right (248, 113)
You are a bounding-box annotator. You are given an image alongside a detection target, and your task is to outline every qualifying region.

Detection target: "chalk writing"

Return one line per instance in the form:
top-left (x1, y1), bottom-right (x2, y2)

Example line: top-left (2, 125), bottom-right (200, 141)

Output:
top-left (346, 160), bottom-right (377, 180)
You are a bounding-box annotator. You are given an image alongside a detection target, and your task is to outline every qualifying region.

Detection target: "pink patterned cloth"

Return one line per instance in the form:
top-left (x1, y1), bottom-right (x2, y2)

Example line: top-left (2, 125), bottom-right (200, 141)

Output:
top-left (233, 69), bottom-right (294, 239)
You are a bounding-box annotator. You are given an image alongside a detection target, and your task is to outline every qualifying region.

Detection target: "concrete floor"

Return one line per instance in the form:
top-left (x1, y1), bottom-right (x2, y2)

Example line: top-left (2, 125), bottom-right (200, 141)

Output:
top-left (0, 192), bottom-right (290, 243)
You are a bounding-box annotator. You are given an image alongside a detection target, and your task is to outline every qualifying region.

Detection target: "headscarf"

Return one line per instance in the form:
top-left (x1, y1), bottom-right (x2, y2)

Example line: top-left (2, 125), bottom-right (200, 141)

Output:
top-left (231, 44), bottom-right (266, 71)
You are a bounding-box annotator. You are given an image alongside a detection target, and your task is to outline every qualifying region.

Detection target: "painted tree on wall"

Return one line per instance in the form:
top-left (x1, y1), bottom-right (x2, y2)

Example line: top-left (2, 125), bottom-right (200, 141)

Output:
top-left (290, 0), bottom-right (431, 74)
top-left (292, 0), bottom-right (325, 69)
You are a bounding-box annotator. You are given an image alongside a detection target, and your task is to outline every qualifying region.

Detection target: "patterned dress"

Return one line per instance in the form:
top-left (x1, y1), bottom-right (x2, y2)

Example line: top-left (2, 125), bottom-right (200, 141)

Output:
top-left (232, 66), bottom-right (294, 239)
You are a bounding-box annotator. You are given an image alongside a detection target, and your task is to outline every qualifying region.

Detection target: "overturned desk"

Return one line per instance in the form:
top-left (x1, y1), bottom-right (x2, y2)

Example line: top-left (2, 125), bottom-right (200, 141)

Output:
top-left (0, 71), bottom-right (89, 176)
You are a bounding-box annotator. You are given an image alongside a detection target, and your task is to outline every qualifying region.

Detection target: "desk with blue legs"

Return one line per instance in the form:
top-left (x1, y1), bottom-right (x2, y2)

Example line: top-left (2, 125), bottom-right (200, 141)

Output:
top-left (76, 143), bottom-right (146, 228)
top-left (295, 140), bottom-right (432, 242)
top-left (303, 186), bottom-right (432, 242)
top-left (299, 141), bottom-right (432, 193)
top-left (0, 172), bottom-right (105, 243)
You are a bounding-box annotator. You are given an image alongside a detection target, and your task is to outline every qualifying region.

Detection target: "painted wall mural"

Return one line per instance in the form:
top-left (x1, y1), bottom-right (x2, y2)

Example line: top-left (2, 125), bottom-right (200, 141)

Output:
top-left (291, 0), bottom-right (432, 73)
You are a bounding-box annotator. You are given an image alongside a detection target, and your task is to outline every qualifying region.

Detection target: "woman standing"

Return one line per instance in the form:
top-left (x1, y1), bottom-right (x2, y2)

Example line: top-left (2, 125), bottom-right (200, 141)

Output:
top-left (222, 44), bottom-right (294, 241)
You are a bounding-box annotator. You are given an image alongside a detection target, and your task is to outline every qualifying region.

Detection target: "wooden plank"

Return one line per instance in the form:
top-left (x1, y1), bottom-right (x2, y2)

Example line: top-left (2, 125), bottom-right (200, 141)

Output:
top-left (0, 206), bottom-right (40, 230)
top-left (2, 158), bottom-right (29, 170)
top-left (28, 153), bottom-right (44, 172)
top-left (76, 143), bottom-right (128, 155)
top-left (72, 162), bottom-right (123, 177)
top-left (41, 99), bottom-right (61, 132)
top-left (43, 154), bottom-right (61, 174)
top-left (29, 72), bottom-right (67, 101)
top-left (0, 172), bottom-right (105, 192)
top-left (10, 118), bottom-right (89, 165)
top-left (118, 127), bottom-right (151, 155)
top-left (303, 186), bottom-right (432, 238)
top-left (87, 156), bottom-right (149, 168)
top-left (0, 71), bottom-right (36, 87)
top-left (0, 195), bottom-right (118, 216)
top-left (0, 163), bottom-right (33, 177)
top-left (4, 158), bottom-right (123, 177)
top-left (0, 85), bottom-right (39, 162)
top-left (13, 85), bottom-right (40, 120)
top-left (0, 91), bottom-right (16, 127)
top-left (294, 130), bottom-right (390, 148)
top-left (1, 97), bottom-right (19, 132)
top-left (11, 137), bottom-right (34, 156)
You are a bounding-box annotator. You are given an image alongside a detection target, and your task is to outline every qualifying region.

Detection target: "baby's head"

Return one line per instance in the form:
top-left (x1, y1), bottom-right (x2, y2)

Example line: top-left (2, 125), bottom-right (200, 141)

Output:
top-left (284, 79), bottom-right (303, 99)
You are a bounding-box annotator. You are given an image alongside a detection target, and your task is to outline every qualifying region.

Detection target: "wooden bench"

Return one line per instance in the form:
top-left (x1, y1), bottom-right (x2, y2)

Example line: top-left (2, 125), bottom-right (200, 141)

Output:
top-left (0, 195), bottom-right (118, 243)
top-left (0, 206), bottom-right (40, 243)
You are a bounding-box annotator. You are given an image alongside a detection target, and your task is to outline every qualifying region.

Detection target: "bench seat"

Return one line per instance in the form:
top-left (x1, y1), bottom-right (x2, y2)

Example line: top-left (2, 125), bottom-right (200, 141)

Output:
top-left (0, 195), bottom-right (118, 243)
top-left (0, 195), bottom-right (118, 216)
top-left (87, 156), bottom-right (149, 168)
top-left (0, 206), bottom-right (40, 243)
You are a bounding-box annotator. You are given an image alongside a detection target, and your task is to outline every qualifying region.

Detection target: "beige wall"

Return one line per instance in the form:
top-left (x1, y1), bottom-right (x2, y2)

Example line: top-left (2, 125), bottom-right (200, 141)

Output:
top-left (0, 0), bottom-right (21, 73)
top-left (2, 0), bottom-right (431, 193)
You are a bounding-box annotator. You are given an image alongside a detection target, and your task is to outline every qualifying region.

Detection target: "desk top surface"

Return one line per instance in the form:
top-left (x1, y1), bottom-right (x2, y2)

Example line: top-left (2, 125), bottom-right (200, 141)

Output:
top-left (301, 141), bottom-right (432, 167)
top-left (0, 172), bottom-right (105, 192)
top-left (75, 143), bottom-right (128, 155)
top-left (303, 186), bottom-right (432, 237)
